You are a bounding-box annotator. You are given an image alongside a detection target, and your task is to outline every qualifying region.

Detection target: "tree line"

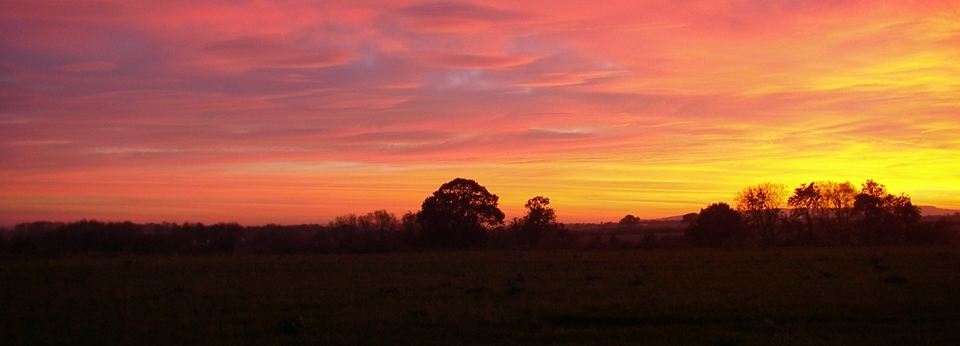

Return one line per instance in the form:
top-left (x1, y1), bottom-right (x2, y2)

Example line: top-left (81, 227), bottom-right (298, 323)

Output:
top-left (0, 178), bottom-right (570, 256)
top-left (1, 178), bottom-right (956, 257)
top-left (685, 180), bottom-right (956, 247)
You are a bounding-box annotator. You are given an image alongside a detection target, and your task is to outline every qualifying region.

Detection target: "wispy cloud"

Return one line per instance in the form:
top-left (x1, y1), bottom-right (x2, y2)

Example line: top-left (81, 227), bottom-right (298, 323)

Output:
top-left (198, 37), bottom-right (355, 71)
top-left (58, 61), bottom-right (118, 73)
top-left (394, 1), bottom-right (534, 32)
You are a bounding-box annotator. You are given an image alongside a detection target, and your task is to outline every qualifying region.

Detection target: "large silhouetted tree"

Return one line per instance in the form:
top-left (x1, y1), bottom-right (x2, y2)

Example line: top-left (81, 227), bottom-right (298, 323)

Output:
top-left (416, 178), bottom-right (505, 249)
top-left (685, 202), bottom-right (743, 248)
top-left (512, 196), bottom-right (566, 249)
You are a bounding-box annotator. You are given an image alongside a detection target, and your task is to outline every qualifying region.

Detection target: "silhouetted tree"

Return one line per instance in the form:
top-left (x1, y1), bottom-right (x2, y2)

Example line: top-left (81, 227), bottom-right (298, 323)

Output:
top-left (818, 181), bottom-right (857, 245)
top-left (511, 196), bottom-right (566, 249)
top-left (681, 213), bottom-right (698, 224)
top-left (354, 209), bottom-right (401, 252)
top-left (0, 229), bottom-right (8, 255)
top-left (788, 182), bottom-right (821, 241)
top-left (206, 222), bottom-right (243, 254)
top-left (249, 224), bottom-right (321, 254)
top-left (735, 183), bottom-right (787, 246)
top-left (618, 214), bottom-right (642, 229)
top-left (416, 178), bottom-right (505, 249)
top-left (361, 210), bottom-right (400, 233)
top-left (328, 214), bottom-right (363, 252)
top-left (685, 202), bottom-right (743, 248)
top-left (854, 180), bottom-right (921, 245)
top-left (398, 211), bottom-right (420, 248)
top-left (905, 218), bottom-right (953, 245)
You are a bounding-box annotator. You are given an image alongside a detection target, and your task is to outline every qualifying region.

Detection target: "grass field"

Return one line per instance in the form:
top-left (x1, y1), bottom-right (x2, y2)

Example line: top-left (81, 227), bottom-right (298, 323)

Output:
top-left (2, 247), bottom-right (960, 345)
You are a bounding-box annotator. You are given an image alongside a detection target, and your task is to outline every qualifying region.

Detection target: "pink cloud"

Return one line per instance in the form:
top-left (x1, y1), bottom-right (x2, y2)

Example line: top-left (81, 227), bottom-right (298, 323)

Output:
top-left (0, 0), bottom-right (126, 21)
top-left (421, 52), bottom-right (539, 69)
top-left (58, 61), bottom-right (118, 73)
top-left (198, 37), bottom-right (355, 70)
top-left (394, 1), bottom-right (533, 32)
top-left (513, 71), bottom-right (625, 88)
top-left (397, 1), bottom-right (530, 22)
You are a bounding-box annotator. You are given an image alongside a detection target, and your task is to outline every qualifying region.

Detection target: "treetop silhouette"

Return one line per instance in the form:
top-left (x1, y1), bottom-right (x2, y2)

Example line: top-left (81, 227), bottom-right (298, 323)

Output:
top-left (416, 178), bottom-right (505, 249)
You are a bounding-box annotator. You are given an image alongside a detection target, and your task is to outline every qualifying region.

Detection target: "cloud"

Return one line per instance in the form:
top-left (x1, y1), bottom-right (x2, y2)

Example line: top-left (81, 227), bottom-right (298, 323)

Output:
top-left (513, 70), bottom-right (625, 88)
top-left (395, 1), bottom-right (533, 31)
top-left (265, 89), bottom-right (411, 110)
top-left (199, 37), bottom-right (355, 70)
top-left (526, 127), bottom-right (593, 137)
top-left (58, 61), bottom-right (118, 73)
top-left (0, 0), bottom-right (126, 21)
top-left (422, 53), bottom-right (540, 69)
top-left (397, 1), bottom-right (529, 21)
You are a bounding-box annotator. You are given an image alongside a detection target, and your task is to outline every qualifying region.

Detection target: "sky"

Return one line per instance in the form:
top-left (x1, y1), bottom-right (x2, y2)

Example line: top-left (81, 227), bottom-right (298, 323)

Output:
top-left (2, 0), bottom-right (959, 226)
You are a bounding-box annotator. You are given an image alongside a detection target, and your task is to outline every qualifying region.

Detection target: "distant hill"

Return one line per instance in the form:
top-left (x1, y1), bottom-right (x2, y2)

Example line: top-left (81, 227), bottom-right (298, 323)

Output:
top-left (919, 206), bottom-right (960, 216)
top-left (656, 215), bottom-right (686, 222)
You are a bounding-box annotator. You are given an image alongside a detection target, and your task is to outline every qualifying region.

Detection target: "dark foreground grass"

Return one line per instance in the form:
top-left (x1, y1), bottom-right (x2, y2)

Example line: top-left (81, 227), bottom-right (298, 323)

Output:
top-left (2, 247), bottom-right (959, 345)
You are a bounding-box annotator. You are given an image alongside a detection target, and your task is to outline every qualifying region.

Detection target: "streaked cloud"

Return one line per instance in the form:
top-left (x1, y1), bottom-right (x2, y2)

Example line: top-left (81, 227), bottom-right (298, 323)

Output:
top-left (58, 61), bottom-right (118, 73)
top-left (199, 37), bottom-right (355, 71)
top-left (421, 52), bottom-right (540, 69)
top-left (394, 1), bottom-right (534, 32)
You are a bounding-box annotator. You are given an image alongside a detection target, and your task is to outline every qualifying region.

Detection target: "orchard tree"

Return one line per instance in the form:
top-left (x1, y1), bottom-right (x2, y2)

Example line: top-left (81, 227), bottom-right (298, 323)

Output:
top-left (416, 178), bottom-right (505, 249)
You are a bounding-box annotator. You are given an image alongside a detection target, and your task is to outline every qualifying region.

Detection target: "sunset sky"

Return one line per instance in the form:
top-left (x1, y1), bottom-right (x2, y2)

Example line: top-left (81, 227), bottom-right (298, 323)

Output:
top-left (2, 0), bottom-right (959, 226)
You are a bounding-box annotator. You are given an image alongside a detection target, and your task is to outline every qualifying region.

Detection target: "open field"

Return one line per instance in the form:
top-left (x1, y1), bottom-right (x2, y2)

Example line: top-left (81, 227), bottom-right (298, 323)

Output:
top-left (2, 247), bottom-right (960, 345)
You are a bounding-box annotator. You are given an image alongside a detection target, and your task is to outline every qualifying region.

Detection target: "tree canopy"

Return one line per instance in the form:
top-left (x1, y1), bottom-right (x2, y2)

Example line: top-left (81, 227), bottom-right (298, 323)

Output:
top-left (511, 196), bottom-right (566, 249)
top-left (735, 182), bottom-right (787, 245)
top-left (854, 180), bottom-right (921, 245)
top-left (416, 178), bottom-right (505, 249)
top-left (618, 215), bottom-right (642, 229)
top-left (684, 202), bottom-right (744, 248)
